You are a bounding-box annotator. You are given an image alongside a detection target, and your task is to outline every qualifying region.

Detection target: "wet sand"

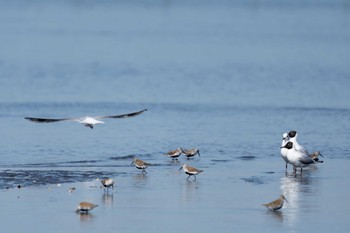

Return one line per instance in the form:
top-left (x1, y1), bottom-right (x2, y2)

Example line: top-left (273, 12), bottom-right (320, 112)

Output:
top-left (1, 156), bottom-right (349, 233)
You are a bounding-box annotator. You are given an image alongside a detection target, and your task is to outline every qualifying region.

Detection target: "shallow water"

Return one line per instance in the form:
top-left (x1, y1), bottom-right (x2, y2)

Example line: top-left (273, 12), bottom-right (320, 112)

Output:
top-left (0, 1), bottom-right (350, 233)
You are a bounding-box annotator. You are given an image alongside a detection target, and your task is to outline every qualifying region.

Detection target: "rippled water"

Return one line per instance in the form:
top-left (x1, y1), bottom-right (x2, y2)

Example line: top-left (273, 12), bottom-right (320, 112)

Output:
top-left (0, 1), bottom-right (350, 232)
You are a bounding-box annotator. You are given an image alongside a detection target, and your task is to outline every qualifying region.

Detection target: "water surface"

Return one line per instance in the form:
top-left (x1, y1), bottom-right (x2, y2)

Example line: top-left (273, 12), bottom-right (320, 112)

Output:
top-left (0, 1), bottom-right (350, 233)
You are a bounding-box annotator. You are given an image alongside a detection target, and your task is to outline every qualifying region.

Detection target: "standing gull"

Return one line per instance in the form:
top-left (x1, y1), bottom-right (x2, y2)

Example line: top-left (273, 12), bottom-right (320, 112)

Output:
top-left (287, 130), bottom-right (308, 154)
top-left (280, 132), bottom-right (290, 170)
top-left (282, 141), bottom-right (317, 174)
top-left (25, 108), bottom-right (147, 129)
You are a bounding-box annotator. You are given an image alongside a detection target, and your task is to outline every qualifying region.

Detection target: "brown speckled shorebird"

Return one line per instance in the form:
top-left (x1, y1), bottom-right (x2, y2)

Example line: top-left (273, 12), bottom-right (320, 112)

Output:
top-left (179, 164), bottom-right (203, 180)
top-left (309, 151), bottom-right (324, 163)
top-left (262, 195), bottom-right (287, 211)
top-left (76, 202), bottom-right (98, 213)
top-left (131, 158), bottom-right (149, 174)
top-left (164, 148), bottom-right (183, 160)
top-left (101, 178), bottom-right (114, 191)
top-left (182, 148), bottom-right (200, 159)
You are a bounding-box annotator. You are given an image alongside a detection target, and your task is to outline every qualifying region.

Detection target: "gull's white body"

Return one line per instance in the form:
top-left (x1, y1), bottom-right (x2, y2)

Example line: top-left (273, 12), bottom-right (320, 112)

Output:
top-left (284, 142), bottom-right (316, 169)
top-left (77, 117), bottom-right (105, 128)
top-left (280, 133), bottom-right (289, 166)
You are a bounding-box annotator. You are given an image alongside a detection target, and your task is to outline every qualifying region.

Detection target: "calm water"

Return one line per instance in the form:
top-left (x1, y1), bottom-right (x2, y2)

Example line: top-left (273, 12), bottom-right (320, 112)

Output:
top-left (0, 1), bottom-right (350, 232)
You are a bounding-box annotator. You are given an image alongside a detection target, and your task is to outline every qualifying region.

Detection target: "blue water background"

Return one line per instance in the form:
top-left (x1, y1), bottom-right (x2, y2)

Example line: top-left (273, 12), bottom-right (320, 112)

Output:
top-left (0, 1), bottom-right (349, 232)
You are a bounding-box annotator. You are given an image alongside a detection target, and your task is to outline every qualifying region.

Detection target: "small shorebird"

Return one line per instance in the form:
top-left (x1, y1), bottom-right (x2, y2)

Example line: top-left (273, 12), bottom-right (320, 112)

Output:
top-left (182, 148), bottom-right (200, 159)
top-left (309, 151), bottom-right (324, 163)
top-left (164, 148), bottom-right (183, 160)
top-left (25, 108), bottom-right (147, 129)
top-left (282, 141), bottom-right (317, 174)
top-left (101, 178), bottom-right (114, 190)
top-left (262, 195), bottom-right (287, 211)
top-left (280, 132), bottom-right (290, 170)
top-left (76, 202), bottom-right (98, 213)
top-left (179, 164), bottom-right (203, 180)
top-left (131, 158), bottom-right (149, 174)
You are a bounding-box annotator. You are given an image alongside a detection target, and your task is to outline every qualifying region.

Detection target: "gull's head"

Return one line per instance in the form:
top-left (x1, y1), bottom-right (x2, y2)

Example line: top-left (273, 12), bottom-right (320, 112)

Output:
top-left (288, 130), bottom-right (297, 139)
top-left (282, 132), bottom-right (288, 140)
top-left (281, 141), bottom-right (293, 150)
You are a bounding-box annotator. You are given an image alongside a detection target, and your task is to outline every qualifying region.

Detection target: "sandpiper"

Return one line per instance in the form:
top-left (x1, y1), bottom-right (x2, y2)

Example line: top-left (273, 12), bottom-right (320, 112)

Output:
top-left (262, 195), bottom-right (287, 211)
top-left (101, 178), bottom-right (114, 190)
top-left (164, 148), bottom-right (183, 160)
top-left (282, 141), bottom-right (317, 174)
top-left (179, 164), bottom-right (203, 180)
top-left (131, 158), bottom-right (149, 174)
top-left (76, 202), bottom-right (98, 213)
top-left (182, 148), bottom-right (200, 159)
top-left (309, 151), bottom-right (324, 163)
top-left (25, 108), bottom-right (147, 129)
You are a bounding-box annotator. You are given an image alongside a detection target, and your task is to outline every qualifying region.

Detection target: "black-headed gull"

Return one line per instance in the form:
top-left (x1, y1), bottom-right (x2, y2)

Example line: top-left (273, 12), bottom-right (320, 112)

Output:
top-left (280, 132), bottom-right (290, 170)
top-left (25, 108), bottom-right (147, 129)
top-left (281, 141), bottom-right (317, 174)
top-left (287, 130), bottom-right (308, 154)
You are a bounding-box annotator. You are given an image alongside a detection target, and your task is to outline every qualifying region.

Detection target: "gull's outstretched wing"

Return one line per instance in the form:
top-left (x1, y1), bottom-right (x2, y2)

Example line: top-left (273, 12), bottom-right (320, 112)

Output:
top-left (24, 117), bottom-right (75, 123)
top-left (97, 109), bottom-right (148, 119)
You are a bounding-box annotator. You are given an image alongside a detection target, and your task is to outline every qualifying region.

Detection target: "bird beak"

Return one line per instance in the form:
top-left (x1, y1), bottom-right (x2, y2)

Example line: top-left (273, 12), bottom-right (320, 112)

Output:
top-left (179, 167), bottom-right (183, 171)
top-left (319, 153), bottom-right (324, 158)
top-left (131, 161), bottom-right (134, 165)
top-left (198, 151), bottom-right (200, 157)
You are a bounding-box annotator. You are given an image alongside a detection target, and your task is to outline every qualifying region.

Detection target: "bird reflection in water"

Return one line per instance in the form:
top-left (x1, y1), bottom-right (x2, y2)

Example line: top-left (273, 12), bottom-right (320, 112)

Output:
top-left (102, 192), bottom-right (114, 207)
top-left (280, 172), bottom-right (314, 227)
top-left (181, 179), bottom-right (200, 202)
top-left (78, 212), bottom-right (95, 223)
top-left (266, 210), bottom-right (284, 222)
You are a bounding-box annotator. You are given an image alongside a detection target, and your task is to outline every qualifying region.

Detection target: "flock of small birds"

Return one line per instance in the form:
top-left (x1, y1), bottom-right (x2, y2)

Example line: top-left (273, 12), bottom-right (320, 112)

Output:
top-left (24, 112), bottom-right (323, 213)
top-left (75, 149), bottom-right (202, 213)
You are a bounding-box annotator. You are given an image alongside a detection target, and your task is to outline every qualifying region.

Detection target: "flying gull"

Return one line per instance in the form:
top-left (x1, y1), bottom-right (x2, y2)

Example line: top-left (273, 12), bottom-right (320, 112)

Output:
top-left (25, 108), bottom-right (147, 129)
